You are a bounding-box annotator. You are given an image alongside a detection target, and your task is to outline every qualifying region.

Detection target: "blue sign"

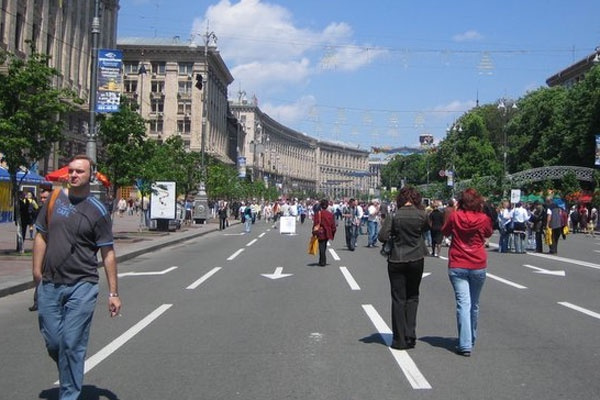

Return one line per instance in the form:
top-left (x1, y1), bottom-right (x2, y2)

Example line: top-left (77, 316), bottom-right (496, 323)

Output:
top-left (96, 49), bottom-right (123, 113)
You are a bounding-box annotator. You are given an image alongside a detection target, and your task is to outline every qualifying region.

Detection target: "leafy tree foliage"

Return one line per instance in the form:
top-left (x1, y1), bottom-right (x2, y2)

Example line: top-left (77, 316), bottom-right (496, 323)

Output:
top-left (0, 49), bottom-right (75, 252)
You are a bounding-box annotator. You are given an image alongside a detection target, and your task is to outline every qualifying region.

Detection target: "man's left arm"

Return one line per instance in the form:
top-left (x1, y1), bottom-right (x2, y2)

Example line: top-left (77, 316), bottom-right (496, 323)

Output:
top-left (100, 246), bottom-right (121, 317)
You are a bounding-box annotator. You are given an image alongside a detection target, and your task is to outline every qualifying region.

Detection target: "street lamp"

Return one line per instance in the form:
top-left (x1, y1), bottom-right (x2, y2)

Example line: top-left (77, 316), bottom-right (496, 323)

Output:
top-left (497, 99), bottom-right (518, 180)
top-left (137, 64), bottom-right (146, 116)
top-left (199, 28), bottom-right (217, 188)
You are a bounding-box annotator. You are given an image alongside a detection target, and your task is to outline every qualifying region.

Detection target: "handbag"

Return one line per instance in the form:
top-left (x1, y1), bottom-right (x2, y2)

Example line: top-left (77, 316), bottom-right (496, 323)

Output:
top-left (308, 235), bottom-right (318, 255)
top-left (312, 211), bottom-right (324, 236)
top-left (380, 215), bottom-right (395, 257)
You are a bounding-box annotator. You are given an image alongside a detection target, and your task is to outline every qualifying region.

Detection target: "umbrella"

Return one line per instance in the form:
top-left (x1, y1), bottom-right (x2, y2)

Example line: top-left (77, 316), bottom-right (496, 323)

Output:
top-left (0, 167), bottom-right (53, 185)
top-left (45, 166), bottom-right (111, 188)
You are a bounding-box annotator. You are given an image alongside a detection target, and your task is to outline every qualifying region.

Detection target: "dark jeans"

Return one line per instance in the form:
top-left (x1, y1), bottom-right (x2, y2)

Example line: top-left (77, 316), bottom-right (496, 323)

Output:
top-left (550, 227), bottom-right (562, 253)
top-left (388, 258), bottom-right (424, 348)
top-left (318, 239), bottom-right (328, 266)
top-left (535, 230), bottom-right (543, 252)
top-left (219, 217), bottom-right (227, 230)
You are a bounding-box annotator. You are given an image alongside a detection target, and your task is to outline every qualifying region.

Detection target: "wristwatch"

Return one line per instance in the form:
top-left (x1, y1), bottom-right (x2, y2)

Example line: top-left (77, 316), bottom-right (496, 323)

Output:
top-left (108, 292), bottom-right (119, 298)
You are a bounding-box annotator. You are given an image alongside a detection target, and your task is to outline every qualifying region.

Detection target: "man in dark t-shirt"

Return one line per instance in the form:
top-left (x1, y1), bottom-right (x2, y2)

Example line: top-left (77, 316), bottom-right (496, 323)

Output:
top-left (33, 155), bottom-right (121, 400)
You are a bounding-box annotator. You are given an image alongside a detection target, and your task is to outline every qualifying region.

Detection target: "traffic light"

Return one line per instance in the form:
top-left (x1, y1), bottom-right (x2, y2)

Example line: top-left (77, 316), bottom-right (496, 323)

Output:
top-left (195, 74), bottom-right (203, 90)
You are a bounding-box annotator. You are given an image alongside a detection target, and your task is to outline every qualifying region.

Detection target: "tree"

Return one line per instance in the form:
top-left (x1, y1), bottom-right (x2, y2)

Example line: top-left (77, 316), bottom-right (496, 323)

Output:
top-left (97, 97), bottom-right (147, 198)
top-left (0, 48), bottom-right (75, 252)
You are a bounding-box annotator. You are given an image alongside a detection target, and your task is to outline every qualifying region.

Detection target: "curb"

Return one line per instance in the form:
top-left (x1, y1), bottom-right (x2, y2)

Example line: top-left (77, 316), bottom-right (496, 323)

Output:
top-left (0, 222), bottom-right (230, 299)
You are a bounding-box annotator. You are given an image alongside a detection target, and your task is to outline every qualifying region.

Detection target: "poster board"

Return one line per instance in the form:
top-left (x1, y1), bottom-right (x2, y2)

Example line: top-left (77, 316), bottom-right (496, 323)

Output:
top-left (279, 216), bottom-right (296, 234)
top-left (150, 181), bottom-right (176, 219)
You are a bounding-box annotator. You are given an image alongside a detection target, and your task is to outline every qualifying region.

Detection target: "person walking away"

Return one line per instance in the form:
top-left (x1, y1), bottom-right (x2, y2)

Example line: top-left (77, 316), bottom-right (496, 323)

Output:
top-left (441, 188), bottom-right (493, 357)
top-left (218, 200), bottom-right (228, 230)
top-left (28, 187), bottom-right (51, 312)
top-left (312, 198), bottom-right (336, 266)
top-left (366, 200), bottom-right (381, 247)
top-left (511, 202), bottom-right (529, 254)
top-left (32, 154), bottom-right (121, 400)
top-left (428, 201), bottom-right (444, 257)
top-left (546, 197), bottom-right (562, 254)
top-left (378, 186), bottom-right (430, 350)
top-left (243, 204), bottom-right (253, 233)
top-left (342, 198), bottom-right (362, 251)
top-left (529, 201), bottom-right (545, 253)
top-left (589, 207), bottom-right (598, 237)
top-left (497, 201), bottom-right (512, 253)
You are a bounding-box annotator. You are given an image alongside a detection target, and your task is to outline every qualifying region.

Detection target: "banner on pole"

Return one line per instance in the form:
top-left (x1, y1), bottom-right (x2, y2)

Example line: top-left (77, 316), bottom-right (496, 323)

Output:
top-left (96, 49), bottom-right (123, 113)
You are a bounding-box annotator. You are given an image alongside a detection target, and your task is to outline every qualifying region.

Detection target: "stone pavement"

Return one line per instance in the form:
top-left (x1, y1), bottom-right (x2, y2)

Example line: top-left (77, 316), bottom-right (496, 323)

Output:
top-left (0, 213), bottom-right (230, 298)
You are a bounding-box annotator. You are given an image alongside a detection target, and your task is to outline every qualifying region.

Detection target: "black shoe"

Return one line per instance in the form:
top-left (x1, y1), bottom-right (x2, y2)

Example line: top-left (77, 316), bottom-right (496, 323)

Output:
top-left (391, 340), bottom-right (411, 350)
top-left (406, 337), bottom-right (416, 349)
top-left (28, 304), bottom-right (38, 312)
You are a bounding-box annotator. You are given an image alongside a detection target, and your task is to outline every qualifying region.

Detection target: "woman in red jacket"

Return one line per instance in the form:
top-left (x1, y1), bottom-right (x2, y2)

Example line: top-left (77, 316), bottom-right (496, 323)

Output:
top-left (312, 199), bottom-right (336, 266)
top-left (441, 188), bottom-right (493, 357)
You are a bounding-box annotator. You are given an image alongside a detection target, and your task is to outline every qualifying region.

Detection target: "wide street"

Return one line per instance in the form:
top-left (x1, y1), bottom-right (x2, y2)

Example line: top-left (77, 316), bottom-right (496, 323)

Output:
top-left (1, 218), bottom-right (599, 400)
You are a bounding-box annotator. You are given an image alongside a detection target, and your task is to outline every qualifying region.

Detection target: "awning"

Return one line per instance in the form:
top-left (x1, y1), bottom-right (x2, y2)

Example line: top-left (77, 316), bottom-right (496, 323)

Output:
top-left (0, 167), bottom-right (52, 185)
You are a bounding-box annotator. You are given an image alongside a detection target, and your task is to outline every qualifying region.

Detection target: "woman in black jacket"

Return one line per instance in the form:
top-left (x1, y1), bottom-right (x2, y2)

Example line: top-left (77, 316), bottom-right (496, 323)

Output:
top-left (378, 186), bottom-right (430, 350)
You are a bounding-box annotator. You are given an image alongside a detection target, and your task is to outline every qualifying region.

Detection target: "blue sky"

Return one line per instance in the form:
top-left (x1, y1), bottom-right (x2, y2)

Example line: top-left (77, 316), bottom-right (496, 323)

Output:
top-left (118, 0), bottom-right (600, 150)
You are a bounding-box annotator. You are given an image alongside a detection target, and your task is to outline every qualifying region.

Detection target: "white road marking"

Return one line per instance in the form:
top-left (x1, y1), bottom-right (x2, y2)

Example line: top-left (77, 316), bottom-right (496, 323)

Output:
top-left (258, 232), bottom-right (266, 238)
top-left (56, 304), bottom-right (173, 384)
top-left (118, 266), bottom-right (178, 278)
top-left (246, 238), bottom-right (258, 247)
top-left (227, 248), bottom-right (244, 260)
top-left (422, 272), bottom-right (431, 278)
top-left (528, 252), bottom-right (600, 270)
top-left (523, 264), bottom-right (565, 276)
top-left (186, 267), bottom-right (222, 290)
top-left (261, 266), bottom-right (293, 280)
top-left (361, 304), bottom-right (432, 390)
top-left (329, 248), bottom-right (340, 261)
top-left (486, 273), bottom-right (528, 289)
top-left (339, 267), bottom-right (360, 290)
top-left (558, 302), bottom-right (600, 320)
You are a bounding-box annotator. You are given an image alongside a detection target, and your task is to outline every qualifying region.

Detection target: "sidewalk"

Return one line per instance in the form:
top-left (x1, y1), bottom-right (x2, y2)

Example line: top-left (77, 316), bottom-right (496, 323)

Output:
top-left (0, 213), bottom-right (227, 298)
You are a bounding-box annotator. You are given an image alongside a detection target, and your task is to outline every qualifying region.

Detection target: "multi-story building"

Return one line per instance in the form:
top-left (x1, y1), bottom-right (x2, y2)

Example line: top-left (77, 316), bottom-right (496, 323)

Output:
top-left (546, 47), bottom-right (600, 88)
top-left (0, 0), bottom-right (120, 171)
top-left (118, 36), bottom-right (234, 164)
top-left (230, 99), bottom-right (370, 199)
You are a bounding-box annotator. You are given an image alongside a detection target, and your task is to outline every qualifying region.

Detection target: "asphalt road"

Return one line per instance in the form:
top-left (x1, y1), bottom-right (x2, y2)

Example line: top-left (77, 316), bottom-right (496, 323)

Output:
top-left (1, 219), bottom-right (599, 400)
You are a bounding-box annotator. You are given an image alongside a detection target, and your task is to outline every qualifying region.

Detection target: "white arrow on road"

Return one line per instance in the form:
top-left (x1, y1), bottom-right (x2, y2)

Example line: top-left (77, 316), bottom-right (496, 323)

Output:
top-left (118, 266), bottom-right (178, 277)
top-left (523, 264), bottom-right (565, 276)
top-left (261, 266), bottom-right (293, 280)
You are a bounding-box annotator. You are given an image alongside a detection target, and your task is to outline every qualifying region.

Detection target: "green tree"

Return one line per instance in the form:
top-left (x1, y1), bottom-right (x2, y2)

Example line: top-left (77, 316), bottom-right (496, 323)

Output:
top-left (97, 97), bottom-right (147, 198)
top-left (0, 49), bottom-right (74, 252)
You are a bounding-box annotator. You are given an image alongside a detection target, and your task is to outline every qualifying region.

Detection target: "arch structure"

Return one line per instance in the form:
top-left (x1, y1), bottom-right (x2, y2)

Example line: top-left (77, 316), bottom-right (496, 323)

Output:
top-left (508, 166), bottom-right (595, 186)
top-left (452, 166), bottom-right (596, 192)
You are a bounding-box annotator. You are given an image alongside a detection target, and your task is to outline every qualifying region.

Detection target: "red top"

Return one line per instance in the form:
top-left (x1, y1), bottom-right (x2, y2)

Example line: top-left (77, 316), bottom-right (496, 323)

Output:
top-left (441, 209), bottom-right (493, 269)
top-left (313, 209), bottom-right (336, 240)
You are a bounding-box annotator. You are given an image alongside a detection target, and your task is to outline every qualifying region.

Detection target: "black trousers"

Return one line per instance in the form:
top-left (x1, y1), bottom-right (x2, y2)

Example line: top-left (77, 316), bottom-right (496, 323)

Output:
top-left (388, 259), bottom-right (424, 347)
top-left (550, 227), bottom-right (562, 254)
top-left (318, 239), bottom-right (328, 266)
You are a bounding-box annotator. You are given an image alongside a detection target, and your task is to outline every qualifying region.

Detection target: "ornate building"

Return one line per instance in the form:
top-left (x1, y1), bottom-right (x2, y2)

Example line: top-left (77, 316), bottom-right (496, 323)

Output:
top-left (0, 0), bottom-right (120, 171)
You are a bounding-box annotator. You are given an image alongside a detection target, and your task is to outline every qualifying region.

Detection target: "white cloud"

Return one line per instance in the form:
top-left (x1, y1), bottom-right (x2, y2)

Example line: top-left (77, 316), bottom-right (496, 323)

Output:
top-left (189, 0), bottom-right (386, 98)
top-left (260, 95), bottom-right (317, 127)
top-left (452, 30), bottom-right (484, 42)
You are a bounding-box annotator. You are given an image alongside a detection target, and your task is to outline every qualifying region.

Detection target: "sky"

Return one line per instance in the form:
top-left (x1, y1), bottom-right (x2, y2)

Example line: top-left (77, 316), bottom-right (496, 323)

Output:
top-left (117, 0), bottom-right (600, 151)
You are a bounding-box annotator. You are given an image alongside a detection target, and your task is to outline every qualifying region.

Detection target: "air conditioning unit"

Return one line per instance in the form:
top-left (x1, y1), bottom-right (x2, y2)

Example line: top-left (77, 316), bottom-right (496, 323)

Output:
top-left (152, 73), bottom-right (157, 78)
top-left (187, 74), bottom-right (193, 79)
top-left (158, 112), bottom-right (163, 117)
top-left (185, 112), bottom-right (191, 118)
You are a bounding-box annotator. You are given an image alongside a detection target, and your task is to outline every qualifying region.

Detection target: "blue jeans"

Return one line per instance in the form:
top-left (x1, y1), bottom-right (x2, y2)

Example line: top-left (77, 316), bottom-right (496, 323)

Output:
top-left (345, 224), bottom-right (358, 250)
top-left (244, 218), bottom-right (252, 232)
top-left (367, 220), bottom-right (378, 246)
top-left (448, 268), bottom-right (486, 352)
top-left (38, 281), bottom-right (99, 400)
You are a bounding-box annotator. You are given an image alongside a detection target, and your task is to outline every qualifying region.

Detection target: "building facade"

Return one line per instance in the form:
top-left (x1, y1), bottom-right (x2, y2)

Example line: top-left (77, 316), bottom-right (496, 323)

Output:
top-left (0, 0), bottom-right (120, 171)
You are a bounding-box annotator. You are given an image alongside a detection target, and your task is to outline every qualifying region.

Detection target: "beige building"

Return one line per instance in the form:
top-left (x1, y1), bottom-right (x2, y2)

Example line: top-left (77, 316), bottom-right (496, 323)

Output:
top-left (231, 100), bottom-right (370, 199)
top-left (0, 0), bottom-right (120, 171)
top-left (118, 37), bottom-right (234, 164)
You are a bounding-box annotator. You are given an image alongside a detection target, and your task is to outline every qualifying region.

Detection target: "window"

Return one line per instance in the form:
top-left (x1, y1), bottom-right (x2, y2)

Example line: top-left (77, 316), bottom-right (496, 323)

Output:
top-left (178, 81), bottom-right (192, 94)
top-left (151, 100), bottom-right (164, 113)
top-left (178, 62), bottom-right (193, 75)
top-left (151, 62), bottom-right (166, 75)
top-left (177, 120), bottom-right (191, 134)
top-left (123, 62), bottom-right (139, 75)
top-left (177, 101), bottom-right (192, 114)
top-left (124, 80), bottom-right (138, 93)
top-left (151, 80), bottom-right (165, 93)
top-left (150, 119), bottom-right (163, 134)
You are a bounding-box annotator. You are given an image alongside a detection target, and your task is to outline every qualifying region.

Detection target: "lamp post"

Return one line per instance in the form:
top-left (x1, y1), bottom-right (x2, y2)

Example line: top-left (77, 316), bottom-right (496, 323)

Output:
top-left (497, 99), bottom-right (518, 194)
top-left (200, 28), bottom-right (217, 188)
top-left (446, 123), bottom-right (462, 197)
top-left (86, 0), bottom-right (101, 164)
top-left (137, 63), bottom-right (146, 116)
